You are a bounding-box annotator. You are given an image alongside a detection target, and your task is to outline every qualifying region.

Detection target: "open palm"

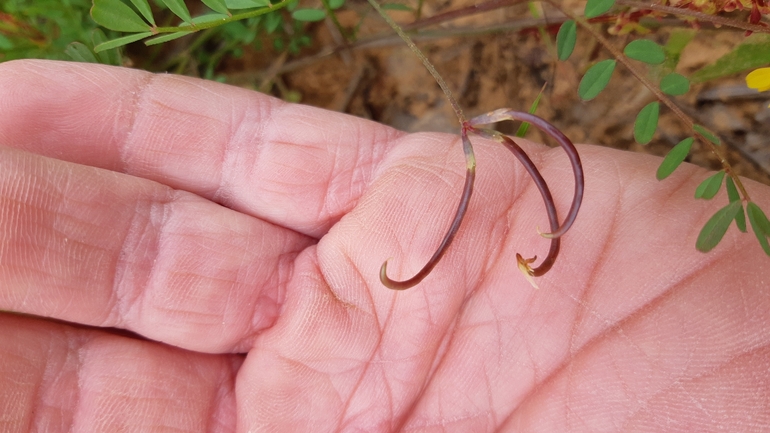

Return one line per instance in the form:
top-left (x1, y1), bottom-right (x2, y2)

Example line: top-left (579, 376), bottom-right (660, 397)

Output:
top-left (1, 60), bottom-right (768, 432)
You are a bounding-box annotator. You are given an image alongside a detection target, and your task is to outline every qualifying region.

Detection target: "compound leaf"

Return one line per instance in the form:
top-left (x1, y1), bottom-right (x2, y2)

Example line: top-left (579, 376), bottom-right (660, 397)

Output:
top-left (624, 39), bottom-right (665, 64)
top-left (292, 8), bottom-right (326, 21)
top-left (695, 170), bottom-right (725, 200)
top-left (578, 59), bottom-right (616, 101)
top-left (747, 202), bottom-right (770, 255)
top-left (556, 20), bottom-right (576, 61)
top-left (657, 137), bottom-right (693, 180)
top-left (634, 101), bottom-right (659, 144)
top-left (725, 176), bottom-right (747, 232)
top-left (92, 0), bottom-right (152, 32)
top-left (660, 72), bottom-right (690, 95)
top-left (585, 0), bottom-right (616, 18)
top-left (696, 201), bottom-right (742, 252)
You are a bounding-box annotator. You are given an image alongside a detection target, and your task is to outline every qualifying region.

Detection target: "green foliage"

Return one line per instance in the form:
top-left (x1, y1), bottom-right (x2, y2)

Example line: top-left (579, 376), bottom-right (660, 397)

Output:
top-left (634, 101), bottom-right (659, 145)
top-left (578, 59), bottom-right (616, 101)
top-left (624, 39), bottom-right (665, 64)
top-left (690, 35), bottom-right (770, 83)
top-left (556, 20), bottom-right (576, 61)
top-left (696, 201), bottom-right (742, 252)
top-left (0, 0), bottom-right (121, 63)
top-left (660, 72), bottom-right (690, 96)
top-left (694, 170), bottom-right (725, 200)
top-left (693, 124), bottom-right (721, 146)
top-left (747, 202), bottom-right (770, 255)
top-left (584, 0), bottom-right (615, 19)
top-left (657, 137), bottom-right (693, 180)
top-left (92, 0), bottom-right (152, 32)
top-left (725, 177), bottom-right (746, 232)
top-left (292, 9), bottom-right (326, 22)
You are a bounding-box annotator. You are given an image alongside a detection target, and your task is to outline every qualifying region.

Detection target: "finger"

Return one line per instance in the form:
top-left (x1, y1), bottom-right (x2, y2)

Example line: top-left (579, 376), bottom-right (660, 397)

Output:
top-left (0, 59), bottom-right (404, 237)
top-left (0, 146), bottom-right (312, 353)
top-left (0, 313), bottom-right (239, 432)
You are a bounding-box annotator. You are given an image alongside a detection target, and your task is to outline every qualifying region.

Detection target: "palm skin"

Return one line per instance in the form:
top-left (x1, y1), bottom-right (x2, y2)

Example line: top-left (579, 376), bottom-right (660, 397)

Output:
top-left (1, 59), bottom-right (769, 432)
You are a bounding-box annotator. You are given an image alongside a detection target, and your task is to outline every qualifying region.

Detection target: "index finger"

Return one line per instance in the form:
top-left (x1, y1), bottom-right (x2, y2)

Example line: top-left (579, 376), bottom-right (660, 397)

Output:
top-left (0, 59), bottom-right (404, 237)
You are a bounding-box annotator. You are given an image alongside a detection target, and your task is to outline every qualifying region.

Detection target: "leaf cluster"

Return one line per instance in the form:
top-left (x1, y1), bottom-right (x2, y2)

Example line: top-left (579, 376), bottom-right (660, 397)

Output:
top-left (551, 0), bottom-right (770, 257)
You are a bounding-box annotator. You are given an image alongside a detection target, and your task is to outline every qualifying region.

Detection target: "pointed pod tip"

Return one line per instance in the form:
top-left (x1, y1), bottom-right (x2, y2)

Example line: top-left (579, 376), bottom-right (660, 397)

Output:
top-left (516, 253), bottom-right (540, 289)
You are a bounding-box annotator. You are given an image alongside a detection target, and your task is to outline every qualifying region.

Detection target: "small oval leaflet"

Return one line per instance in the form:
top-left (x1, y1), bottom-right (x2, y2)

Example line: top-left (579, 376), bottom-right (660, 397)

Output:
top-left (725, 177), bottom-right (747, 232)
top-left (556, 20), bottom-right (577, 61)
top-left (634, 101), bottom-right (659, 145)
top-left (624, 39), bottom-right (665, 64)
top-left (585, 0), bottom-right (616, 18)
top-left (747, 202), bottom-right (770, 255)
top-left (696, 201), bottom-right (742, 252)
top-left (292, 8), bottom-right (326, 21)
top-left (694, 170), bottom-right (725, 200)
top-left (657, 137), bottom-right (693, 180)
top-left (578, 59), bottom-right (616, 101)
top-left (660, 72), bottom-right (690, 96)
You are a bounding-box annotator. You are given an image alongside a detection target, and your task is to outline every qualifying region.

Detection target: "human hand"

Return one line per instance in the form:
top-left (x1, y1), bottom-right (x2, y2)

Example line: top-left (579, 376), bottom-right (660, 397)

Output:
top-left (1, 60), bottom-right (769, 432)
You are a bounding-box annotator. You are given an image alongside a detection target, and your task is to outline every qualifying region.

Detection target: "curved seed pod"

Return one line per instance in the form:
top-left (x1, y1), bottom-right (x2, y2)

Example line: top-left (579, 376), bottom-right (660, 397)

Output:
top-left (380, 129), bottom-right (477, 290)
top-left (470, 128), bottom-right (560, 284)
top-left (468, 110), bottom-right (583, 239)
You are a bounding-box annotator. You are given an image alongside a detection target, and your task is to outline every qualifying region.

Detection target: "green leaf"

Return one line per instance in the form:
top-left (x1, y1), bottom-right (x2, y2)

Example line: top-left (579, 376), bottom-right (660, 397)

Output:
top-left (91, 0), bottom-right (152, 32)
top-left (657, 137), bottom-right (693, 180)
top-left (634, 101), bottom-right (659, 145)
top-left (696, 201), bottom-right (742, 252)
top-left (381, 3), bottom-right (413, 10)
top-left (585, 0), bottom-right (616, 18)
top-left (578, 59), bottom-right (616, 101)
top-left (292, 8), bottom-right (326, 21)
top-left (129, 0), bottom-right (156, 26)
top-left (747, 202), bottom-right (770, 255)
top-left (556, 20), bottom-right (576, 61)
top-left (329, 0), bottom-right (345, 9)
top-left (623, 39), bottom-right (665, 64)
top-left (91, 29), bottom-right (120, 65)
top-left (690, 35), bottom-right (770, 83)
top-left (161, 0), bottom-right (192, 23)
top-left (65, 42), bottom-right (98, 63)
top-left (695, 170), bottom-right (725, 200)
top-left (725, 177), bottom-right (747, 232)
top-left (660, 72), bottom-right (690, 96)
top-left (663, 29), bottom-right (695, 70)
top-left (145, 31), bottom-right (193, 45)
top-left (94, 32), bottom-right (153, 52)
top-left (516, 84), bottom-right (545, 138)
top-left (225, 0), bottom-right (270, 8)
top-left (191, 13), bottom-right (230, 24)
top-left (264, 12), bottom-right (282, 33)
top-left (693, 124), bottom-right (721, 145)
top-left (201, 0), bottom-right (230, 14)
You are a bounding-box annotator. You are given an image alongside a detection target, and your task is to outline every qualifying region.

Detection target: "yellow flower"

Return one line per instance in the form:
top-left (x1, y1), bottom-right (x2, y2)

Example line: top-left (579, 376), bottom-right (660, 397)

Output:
top-left (746, 67), bottom-right (770, 92)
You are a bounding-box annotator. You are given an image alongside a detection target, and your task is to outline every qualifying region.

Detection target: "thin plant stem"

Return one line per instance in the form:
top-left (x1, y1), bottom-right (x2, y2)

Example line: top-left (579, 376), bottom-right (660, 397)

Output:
top-left (366, 0), bottom-right (466, 123)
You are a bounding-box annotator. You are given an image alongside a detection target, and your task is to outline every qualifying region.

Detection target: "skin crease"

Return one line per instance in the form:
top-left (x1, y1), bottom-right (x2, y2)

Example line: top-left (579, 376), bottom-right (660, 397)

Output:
top-left (0, 59), bottom-right (769, 432)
